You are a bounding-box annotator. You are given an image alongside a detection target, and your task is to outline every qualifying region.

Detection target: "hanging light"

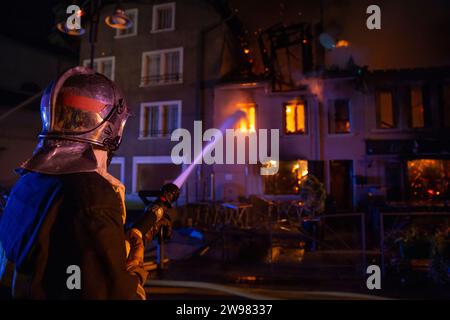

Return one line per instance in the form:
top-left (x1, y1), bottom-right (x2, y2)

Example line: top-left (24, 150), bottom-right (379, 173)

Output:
top-left (335, 39), bottom-right (350, 48)
top-left (105, 5), bottom-right (133, 30)
top-left (56, 8), bottom-right (85, 36)
top-left (56, 22), bottom-right (86, 36)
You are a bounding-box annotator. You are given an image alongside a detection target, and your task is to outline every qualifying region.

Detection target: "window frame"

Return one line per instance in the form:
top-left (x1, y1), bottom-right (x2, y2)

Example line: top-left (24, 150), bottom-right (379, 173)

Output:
top-left (132, 156), bottom-right (183, 194)
top-left (109, 156), bottom-right (125, 184)
top-left (82, 56), bottom-right (116, 81)
top-left (282, 101), bottom-right (308, 135)
top-left (139, 100), bottom-right (182, 139)
top-left (407, 83), bottom-right (432, 131)
top-left (151, 2), bottom-right (176, 33)
top-left (375, 89), bottom-right (398, 130)
top-left (237, 103), bottom-right (257, 133)
top-left (140, 47), bottom-right (184, 87)
top-left (114, 8), bottom-right (138, 39)
top-left (328, 98), bottom-right (352, 135)
top-left (441, 83), bottom-right (450, 128)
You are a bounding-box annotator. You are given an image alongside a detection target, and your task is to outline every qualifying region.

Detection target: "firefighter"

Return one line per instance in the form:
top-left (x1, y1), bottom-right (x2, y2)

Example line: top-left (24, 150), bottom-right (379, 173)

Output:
top-left (0, 66), bottom-right (172, 299)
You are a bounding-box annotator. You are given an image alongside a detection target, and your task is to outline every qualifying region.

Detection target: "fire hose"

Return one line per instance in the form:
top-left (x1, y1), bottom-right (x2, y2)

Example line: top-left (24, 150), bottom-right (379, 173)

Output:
top-left (132, 183), bottom-right (180, 240)
top-left (126, 183), bottom-right (180, 270)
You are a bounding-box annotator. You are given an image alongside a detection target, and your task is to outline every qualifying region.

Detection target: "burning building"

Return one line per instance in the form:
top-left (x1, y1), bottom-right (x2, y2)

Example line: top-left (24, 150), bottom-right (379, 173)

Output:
top-left (213, 67), bottom-right (450, 210)
top-left (71, 0), bottom-right (450, 211)
top-left (206, 0), bottom-right (450, 210)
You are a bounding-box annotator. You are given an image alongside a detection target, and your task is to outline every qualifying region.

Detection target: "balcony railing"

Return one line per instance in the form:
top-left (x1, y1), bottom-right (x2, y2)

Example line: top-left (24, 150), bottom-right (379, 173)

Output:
top-left (139, 128), bottom-right (177, 138)
top-left (141, 73), bottom-right (183, 86)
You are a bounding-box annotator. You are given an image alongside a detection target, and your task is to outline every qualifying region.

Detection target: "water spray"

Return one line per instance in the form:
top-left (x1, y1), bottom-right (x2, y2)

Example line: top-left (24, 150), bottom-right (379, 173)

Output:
top-left (131, 110), bottom-right (246, 242)
top-left (173, 110), bottom-right (246, 188)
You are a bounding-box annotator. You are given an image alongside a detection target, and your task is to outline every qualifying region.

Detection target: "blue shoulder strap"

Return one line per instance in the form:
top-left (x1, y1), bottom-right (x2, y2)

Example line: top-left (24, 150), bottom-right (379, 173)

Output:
top-left (0, 172), bottom-right (63, 270)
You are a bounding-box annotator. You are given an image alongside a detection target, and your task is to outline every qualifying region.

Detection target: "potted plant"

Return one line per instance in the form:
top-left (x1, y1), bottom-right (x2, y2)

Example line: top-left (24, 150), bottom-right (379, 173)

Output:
top-left (429, 226), bottom-right (450, 286)
top-left (394, 224), bottom-right (433, 270)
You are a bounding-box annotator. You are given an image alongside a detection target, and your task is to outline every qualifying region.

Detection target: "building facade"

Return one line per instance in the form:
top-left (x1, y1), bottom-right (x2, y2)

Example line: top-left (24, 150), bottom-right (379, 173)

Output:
top-left (212, 68), bottom-right (450, 210)
top-left (79, 0), bottom-right (237, 202)
top-left (78, 1), bottom-right (450, 211)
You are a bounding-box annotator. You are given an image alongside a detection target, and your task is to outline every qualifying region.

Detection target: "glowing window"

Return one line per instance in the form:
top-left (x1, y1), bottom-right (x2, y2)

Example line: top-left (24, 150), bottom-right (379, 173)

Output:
top-left (292, 160), bottom-right (309, 190)
top-left (284, 102), bottom-right (307, 134)
top-left (407, 159), bottom-right (450, 201)
top-left (329, 99), bottom-right (351, 134)
top-left (264, 160), bottom-right (308, 194)
top-left (376, 91), bottom-right (396, 129)
top-left (410, 86), bottom-right (424, 128)
top-left (237, 103), bottom-right (256, 133)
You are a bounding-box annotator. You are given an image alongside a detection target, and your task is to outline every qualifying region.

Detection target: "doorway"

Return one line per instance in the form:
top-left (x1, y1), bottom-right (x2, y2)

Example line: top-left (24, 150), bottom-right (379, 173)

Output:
top-left (329, 160), bottom-right (354, 211)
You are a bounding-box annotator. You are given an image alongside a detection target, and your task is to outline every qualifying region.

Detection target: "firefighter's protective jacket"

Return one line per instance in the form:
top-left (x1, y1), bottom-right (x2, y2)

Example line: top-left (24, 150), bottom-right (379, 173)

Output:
top-left (0, 171), bottom-right (141, 299)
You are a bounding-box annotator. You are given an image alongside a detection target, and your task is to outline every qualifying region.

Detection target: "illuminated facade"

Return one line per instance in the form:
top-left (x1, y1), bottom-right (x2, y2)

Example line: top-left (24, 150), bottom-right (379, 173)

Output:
top-left (74, 1), bottom-right (450, 210)
top-left (212, 68), bottom-right (450, 210)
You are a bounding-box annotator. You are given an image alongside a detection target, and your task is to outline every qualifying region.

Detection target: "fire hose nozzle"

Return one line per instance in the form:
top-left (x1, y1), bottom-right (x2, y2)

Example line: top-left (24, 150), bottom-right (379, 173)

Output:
top-left (131, 183), bottom-right (180, 238)
top-left (160, 183), bottom-right (180, 207)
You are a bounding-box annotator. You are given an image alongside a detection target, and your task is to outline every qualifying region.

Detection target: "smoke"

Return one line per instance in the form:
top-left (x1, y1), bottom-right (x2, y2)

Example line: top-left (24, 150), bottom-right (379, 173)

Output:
top-left (297, 77), bottom-right (325, 105)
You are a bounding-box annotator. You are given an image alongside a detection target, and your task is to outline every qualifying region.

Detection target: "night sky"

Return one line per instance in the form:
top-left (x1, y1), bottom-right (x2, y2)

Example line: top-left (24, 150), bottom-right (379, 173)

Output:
top-left (2, 0), bottom-right (450, 69)
top-left (229, 0), bottom-right (450, 70)
top-left (2, 1), bottom-right (63, 48)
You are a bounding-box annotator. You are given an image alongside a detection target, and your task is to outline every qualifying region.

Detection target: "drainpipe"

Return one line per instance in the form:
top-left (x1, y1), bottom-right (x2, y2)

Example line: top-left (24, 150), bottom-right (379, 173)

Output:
top-left (314, 1), bottom-right (325, 161)
top-left (196, 20), bottom-right (224, 122)
top-left (194, 16), bottom-right (233, 201)
top-left (89, 0), bottom-right (101, 68)
top-left (315, 98), bottom-right (322, 161)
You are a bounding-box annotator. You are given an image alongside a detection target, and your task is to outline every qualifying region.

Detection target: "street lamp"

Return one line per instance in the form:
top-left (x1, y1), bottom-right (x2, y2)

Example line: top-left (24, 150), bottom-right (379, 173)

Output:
top-left (56, 5), bottom-right (86, 35)
top-left (105, 4), bottom-right (133, 29)
top-left (56, 22), bottom-right (86, 36)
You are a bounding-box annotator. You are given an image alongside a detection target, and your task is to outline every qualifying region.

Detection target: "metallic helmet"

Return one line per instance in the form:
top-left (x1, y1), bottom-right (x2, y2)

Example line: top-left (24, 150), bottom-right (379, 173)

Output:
top-left (21, 67), bottom-right (130, 175)
top-left (40, 66), bottom-right (129, 151)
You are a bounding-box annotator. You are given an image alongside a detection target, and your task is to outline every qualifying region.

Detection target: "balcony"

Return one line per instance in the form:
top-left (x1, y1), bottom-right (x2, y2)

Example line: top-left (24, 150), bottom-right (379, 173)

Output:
top-left (140, 73), bottom-right (183, 87)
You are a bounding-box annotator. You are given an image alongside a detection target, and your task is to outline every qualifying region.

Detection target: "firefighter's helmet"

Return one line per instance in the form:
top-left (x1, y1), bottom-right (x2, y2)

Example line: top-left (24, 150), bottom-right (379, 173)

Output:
top-left (39, 66), bottom-right (129, 151)
top-left (21, 67), bottom-right (130, 174)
